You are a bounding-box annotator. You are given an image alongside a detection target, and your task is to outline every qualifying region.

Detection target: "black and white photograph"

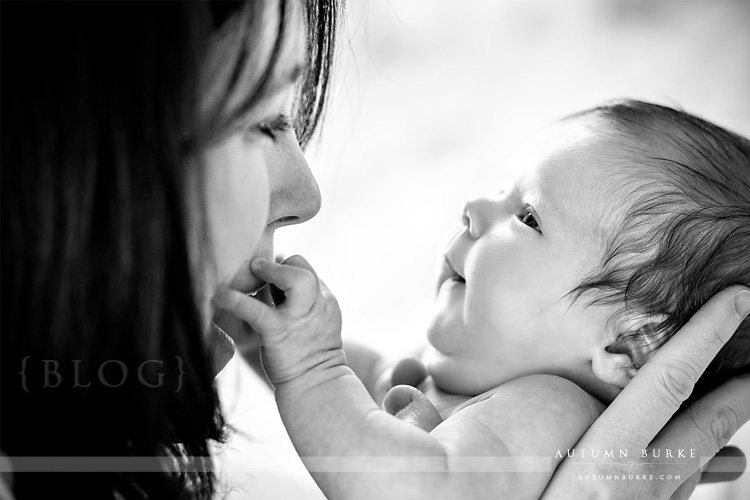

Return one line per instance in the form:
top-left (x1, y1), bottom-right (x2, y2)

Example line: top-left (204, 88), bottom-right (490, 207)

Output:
top-left (2, 1), bottom-right (749, 499)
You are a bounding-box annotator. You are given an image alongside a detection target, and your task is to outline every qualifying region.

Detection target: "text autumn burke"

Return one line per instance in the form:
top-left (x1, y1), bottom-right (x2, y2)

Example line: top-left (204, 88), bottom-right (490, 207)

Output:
top-left (556, 449), bottom-right (697, 459)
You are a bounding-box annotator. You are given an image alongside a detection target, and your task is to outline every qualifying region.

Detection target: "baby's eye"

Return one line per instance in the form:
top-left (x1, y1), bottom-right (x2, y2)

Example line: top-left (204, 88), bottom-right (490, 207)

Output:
top-left (516, 206), bottom-right (541, 233)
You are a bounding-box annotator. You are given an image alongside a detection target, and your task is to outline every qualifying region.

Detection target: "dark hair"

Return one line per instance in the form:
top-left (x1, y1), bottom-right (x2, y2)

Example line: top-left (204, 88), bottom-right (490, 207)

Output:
top-left (566, 99), bottom-right (750, 400)
top-left (296, 0), bottom-right (338, 149)
top-left (0, 1), bottom-right (337, 499)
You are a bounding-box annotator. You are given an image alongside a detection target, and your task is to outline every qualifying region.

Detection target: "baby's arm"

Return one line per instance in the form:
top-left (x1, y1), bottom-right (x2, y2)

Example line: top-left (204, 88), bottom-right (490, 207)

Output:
top-left (214, 256), bottom-right (602, 500)
top-left (342, 340), bottom-right (388, 399)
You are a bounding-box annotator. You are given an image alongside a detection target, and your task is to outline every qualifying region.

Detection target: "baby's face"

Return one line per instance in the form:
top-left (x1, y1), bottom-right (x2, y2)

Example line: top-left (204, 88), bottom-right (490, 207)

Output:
top-left (426, 119), bottom-right (624, 395)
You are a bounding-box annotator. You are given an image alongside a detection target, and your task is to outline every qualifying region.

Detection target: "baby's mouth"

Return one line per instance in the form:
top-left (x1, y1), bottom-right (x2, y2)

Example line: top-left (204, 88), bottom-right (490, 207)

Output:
top-left (439, 255), bottom-right (466, 289)
top-left (450, 267), bottom-right (466, 284)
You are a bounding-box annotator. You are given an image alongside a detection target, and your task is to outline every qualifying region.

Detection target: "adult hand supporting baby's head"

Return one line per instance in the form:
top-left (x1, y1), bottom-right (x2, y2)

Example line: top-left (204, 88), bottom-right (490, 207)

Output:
top-left (542, 286), bottom-right (750, 500)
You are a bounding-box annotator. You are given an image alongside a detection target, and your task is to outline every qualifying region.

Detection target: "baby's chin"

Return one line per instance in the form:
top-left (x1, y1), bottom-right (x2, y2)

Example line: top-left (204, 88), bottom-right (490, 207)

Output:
top-left (424, 347), bottom-right (508, 397)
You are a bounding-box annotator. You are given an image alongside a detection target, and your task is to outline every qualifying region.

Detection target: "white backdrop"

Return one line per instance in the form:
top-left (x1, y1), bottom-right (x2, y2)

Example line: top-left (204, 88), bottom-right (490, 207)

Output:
top-left (278, 1), bottom-right (750, 497)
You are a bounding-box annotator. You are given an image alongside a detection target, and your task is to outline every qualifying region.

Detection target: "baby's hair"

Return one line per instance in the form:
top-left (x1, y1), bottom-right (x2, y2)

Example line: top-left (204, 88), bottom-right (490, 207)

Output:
top-left (567, 99), bottom-right (750, 400)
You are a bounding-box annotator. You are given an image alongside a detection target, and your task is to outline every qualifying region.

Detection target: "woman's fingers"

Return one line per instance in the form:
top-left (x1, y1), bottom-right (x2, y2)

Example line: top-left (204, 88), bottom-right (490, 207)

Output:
top-left (700, 446), bottom-right (746, 483)
top-left (579, 286), bottom-right (750, 451)
top-left (665, 447), bottom-right (746, 500)
top-left (669, 471), bottom-right (701, 500)
top-left (648, 376), bottom-right (750, 488)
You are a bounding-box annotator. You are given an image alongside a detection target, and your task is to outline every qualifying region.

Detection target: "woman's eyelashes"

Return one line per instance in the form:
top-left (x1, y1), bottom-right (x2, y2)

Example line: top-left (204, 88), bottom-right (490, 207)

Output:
top-left (255, 114), bottom-right (294, 141)
top-left (516, 206), bottom-right (542, 233)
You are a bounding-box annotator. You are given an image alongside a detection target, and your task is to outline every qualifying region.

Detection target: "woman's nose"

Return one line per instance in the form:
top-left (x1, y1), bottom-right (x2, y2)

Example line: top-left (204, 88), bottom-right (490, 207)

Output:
top-left (462, 197), bottom-right (497, 239)
top-left (266, 137), bottom-right (322, 230)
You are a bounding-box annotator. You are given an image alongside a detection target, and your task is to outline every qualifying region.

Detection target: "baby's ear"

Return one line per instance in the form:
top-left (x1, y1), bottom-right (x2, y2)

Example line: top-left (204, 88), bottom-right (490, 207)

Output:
top-left (592, 314), bottom-right (669, 388)
top-left (591, 348), bottom-right (636, 388)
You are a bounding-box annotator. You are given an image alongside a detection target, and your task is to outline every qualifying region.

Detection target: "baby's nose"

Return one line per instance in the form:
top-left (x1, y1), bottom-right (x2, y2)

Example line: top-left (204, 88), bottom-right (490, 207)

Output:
top-left (462, 197), bottom-right (496, 239)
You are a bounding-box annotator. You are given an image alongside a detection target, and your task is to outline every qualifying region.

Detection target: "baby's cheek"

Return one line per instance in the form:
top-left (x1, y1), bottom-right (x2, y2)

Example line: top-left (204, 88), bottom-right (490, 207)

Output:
top-left (466, 275), bottom-right (514, 328)
top-left (467, 290), bottom-right (525, 344)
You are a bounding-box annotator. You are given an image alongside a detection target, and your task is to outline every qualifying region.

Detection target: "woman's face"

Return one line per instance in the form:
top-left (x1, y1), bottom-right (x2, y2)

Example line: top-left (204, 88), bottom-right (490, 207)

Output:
top-left (202, 0), bottom-right (320, 304)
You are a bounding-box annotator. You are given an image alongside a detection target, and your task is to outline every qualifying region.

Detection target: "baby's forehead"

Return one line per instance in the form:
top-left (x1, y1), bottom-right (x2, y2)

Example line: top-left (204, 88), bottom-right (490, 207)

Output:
top-left (511, 119), bottom-right (641, 239)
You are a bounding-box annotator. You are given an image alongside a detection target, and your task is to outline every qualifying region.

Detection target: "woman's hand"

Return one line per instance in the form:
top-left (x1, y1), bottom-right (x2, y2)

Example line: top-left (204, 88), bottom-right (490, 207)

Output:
top-left (539, 286), bottom-right (750, 499)
top-left (213, 255), bottom-right (344, 387)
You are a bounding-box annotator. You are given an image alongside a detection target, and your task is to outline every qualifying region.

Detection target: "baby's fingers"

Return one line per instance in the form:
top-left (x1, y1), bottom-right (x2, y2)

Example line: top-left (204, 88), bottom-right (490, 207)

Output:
top-left (383, 385), bottom-right (443, 432)
top-left (280, 254), bottom-right (316, 274)
top-left (251, 257), bottom-right (319, 317)
top-left (279, 255), bottom-right (340, 303)
top-left (213, 286), bottom-right (280, 333)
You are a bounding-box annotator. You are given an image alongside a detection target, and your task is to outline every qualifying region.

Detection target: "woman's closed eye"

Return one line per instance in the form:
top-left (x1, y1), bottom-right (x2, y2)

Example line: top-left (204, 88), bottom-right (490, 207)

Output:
top-left (515, 206), bottom-right (542, 233)
top-left (256, 114), bottom-right (294, 141)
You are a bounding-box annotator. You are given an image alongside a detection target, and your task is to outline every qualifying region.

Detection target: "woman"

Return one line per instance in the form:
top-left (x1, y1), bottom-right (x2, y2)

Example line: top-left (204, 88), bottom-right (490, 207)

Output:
top-left (2, 1), bottom-right (330, 498)
top-left (0, 1), bottom-right (747, 500)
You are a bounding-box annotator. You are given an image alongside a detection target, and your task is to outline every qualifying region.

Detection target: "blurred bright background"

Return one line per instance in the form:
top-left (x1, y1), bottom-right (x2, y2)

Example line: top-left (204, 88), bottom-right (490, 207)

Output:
top-left (276, 1), bottom-right (750, 497)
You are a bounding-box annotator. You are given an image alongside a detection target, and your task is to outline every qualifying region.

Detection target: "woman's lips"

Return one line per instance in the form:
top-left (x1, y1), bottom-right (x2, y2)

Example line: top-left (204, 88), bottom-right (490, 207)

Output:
top-left (228, 258), bottom-right (268, 295)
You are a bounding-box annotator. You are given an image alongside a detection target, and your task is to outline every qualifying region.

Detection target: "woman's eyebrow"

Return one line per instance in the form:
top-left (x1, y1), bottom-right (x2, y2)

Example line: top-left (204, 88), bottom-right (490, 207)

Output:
top-left (269, 64), bottom-right (304, 93)
top-left (285, 64), bottom-right (304, 83)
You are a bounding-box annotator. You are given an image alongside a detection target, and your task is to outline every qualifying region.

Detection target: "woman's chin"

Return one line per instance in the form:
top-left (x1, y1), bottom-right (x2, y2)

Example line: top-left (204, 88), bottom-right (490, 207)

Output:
top-left (226, 259), bottom-right (266, 295)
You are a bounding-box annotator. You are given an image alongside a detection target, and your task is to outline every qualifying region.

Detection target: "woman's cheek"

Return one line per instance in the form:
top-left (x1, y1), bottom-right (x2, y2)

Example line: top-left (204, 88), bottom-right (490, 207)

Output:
top-left (203, 136), bottom-right (271, 285)
top-left (241, 147), bottom-right (270, 247)
top-left (228, 151), bottom-right (270, 276)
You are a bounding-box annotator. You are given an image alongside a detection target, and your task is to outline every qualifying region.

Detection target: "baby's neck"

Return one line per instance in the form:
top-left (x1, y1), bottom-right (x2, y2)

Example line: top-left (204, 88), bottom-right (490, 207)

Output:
top-left (424, 370), bottom-right (620, 417)
top-left (417, 376), bottom-right (475, 419)
top-left (560, 371), bottom-right (621, 405)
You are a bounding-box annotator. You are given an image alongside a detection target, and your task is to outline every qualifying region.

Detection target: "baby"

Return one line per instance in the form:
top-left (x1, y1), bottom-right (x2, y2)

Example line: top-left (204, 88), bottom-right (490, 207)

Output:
top-left (215, 100), bottom-right (750, 500)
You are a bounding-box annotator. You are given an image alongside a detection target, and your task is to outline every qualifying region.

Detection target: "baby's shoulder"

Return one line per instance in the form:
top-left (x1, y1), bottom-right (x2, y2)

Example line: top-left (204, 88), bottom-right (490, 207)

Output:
top-left (459, 374), bottom-right (602, 413)
top-left (500, 374), bottom-right (604, 420)
top-left (453, 375), bottom-right (605, 450)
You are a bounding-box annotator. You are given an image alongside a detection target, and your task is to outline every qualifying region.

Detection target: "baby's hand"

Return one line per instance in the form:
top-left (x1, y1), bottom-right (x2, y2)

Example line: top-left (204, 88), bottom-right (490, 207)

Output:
top-left (214, 255), bottom-right (344, 386)
top-left (382, 384), bottom-right (443, 432)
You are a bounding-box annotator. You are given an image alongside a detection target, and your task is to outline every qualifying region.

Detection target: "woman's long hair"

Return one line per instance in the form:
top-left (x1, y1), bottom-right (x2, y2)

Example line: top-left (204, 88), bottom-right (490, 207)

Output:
top-left (0, 1), bottom-right (337, 499)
